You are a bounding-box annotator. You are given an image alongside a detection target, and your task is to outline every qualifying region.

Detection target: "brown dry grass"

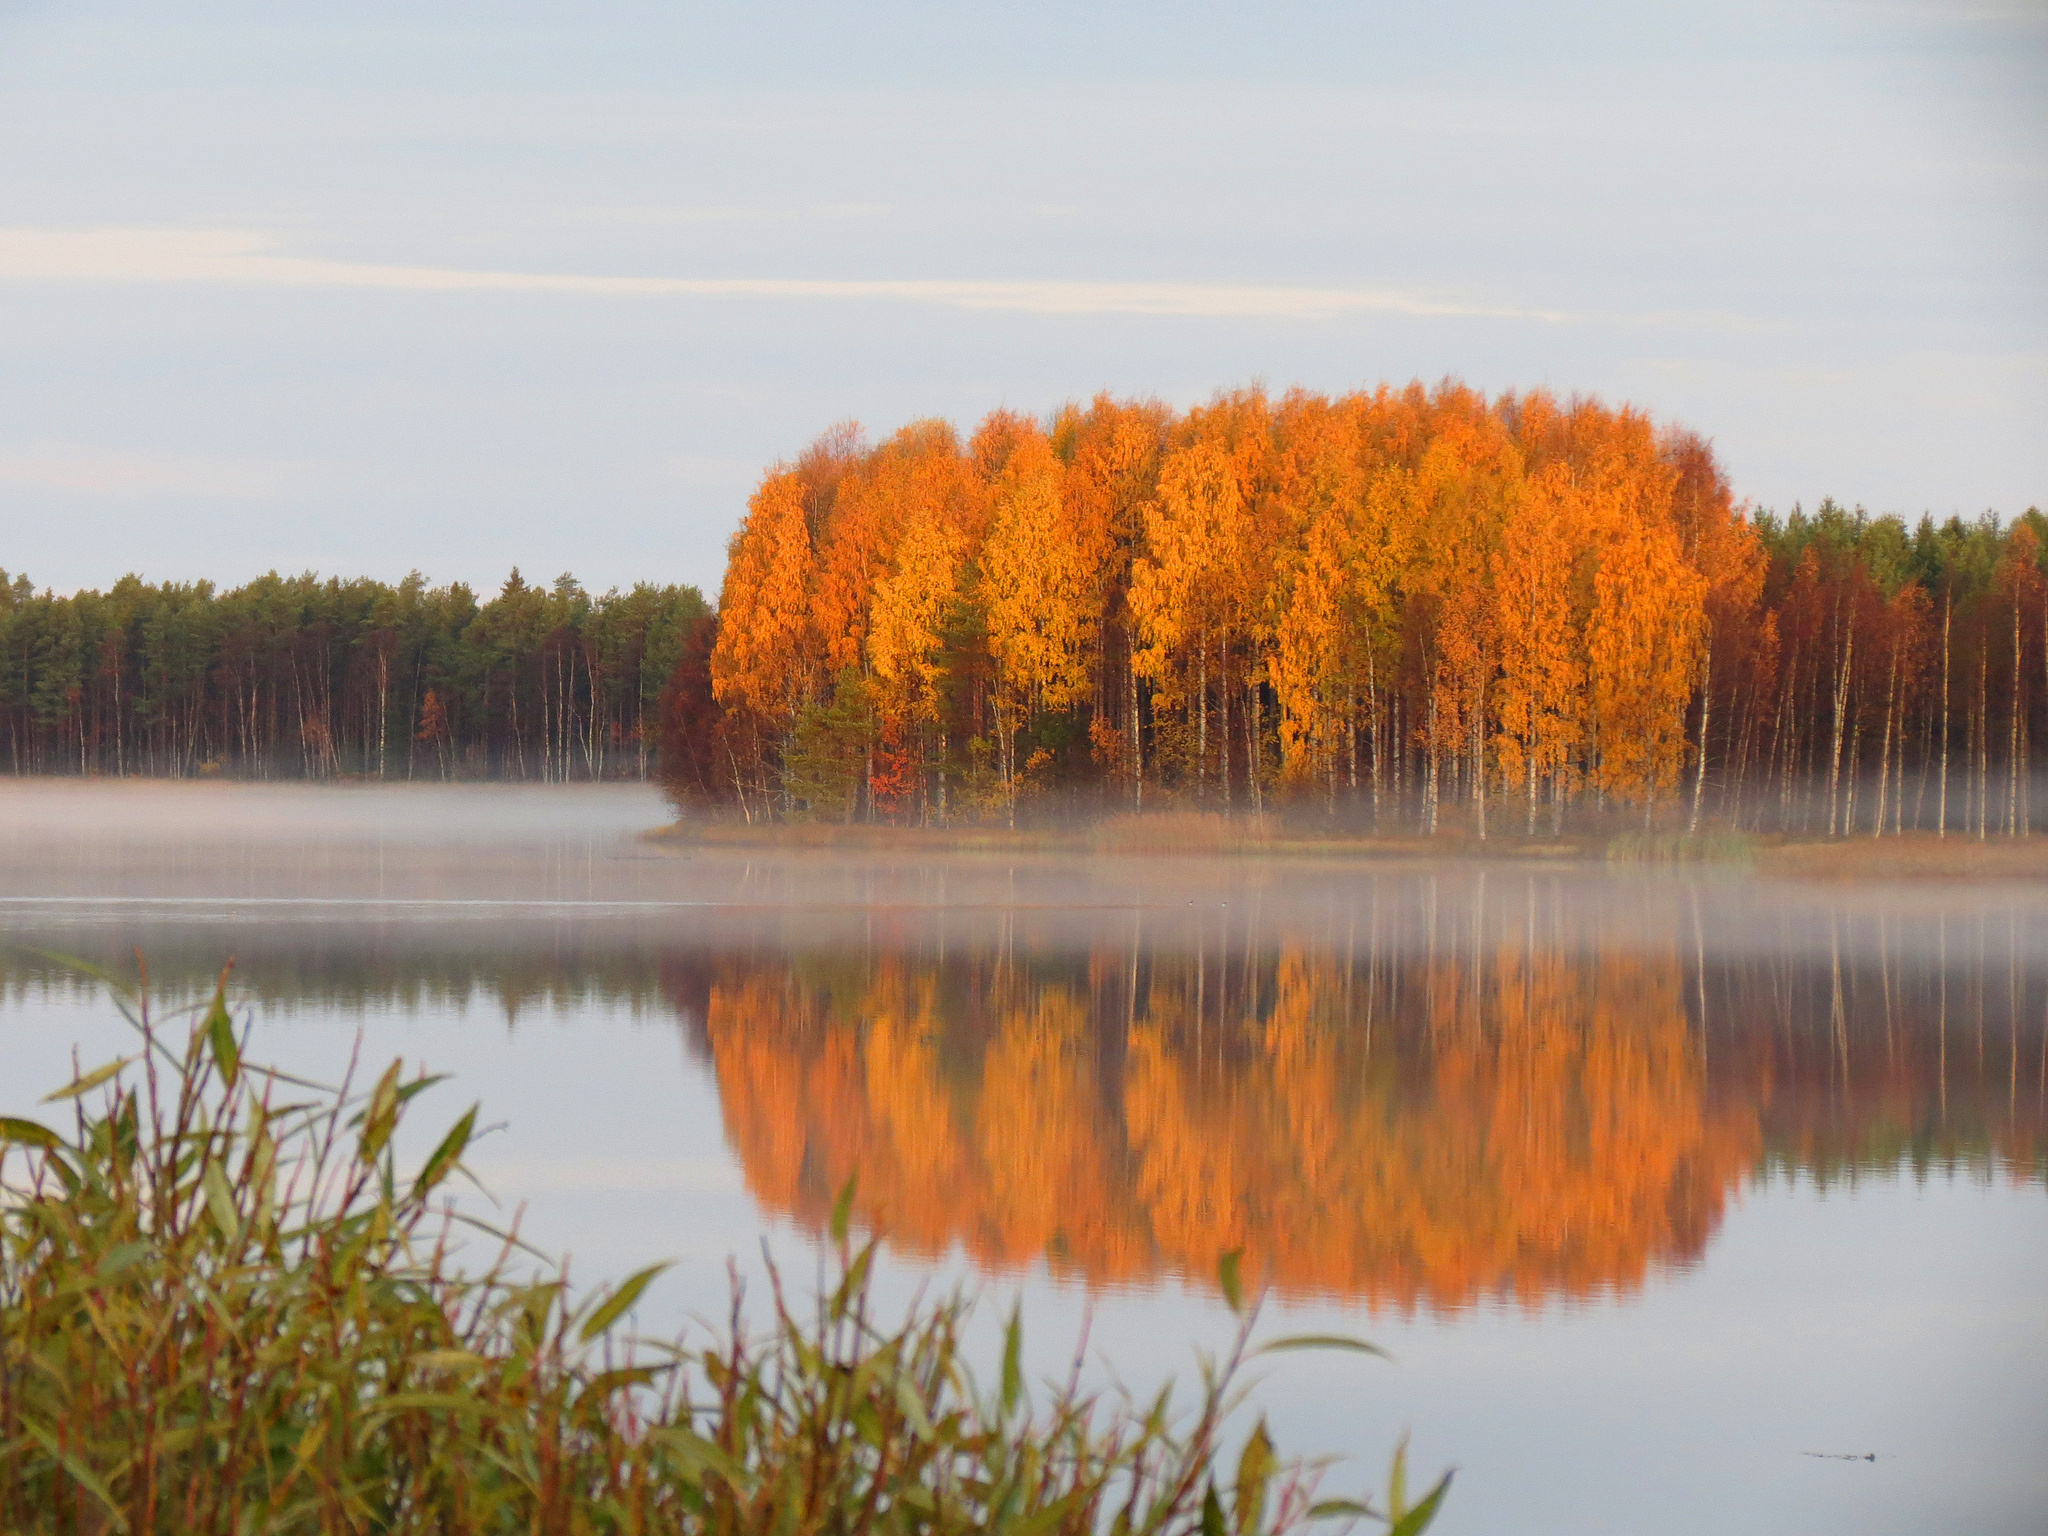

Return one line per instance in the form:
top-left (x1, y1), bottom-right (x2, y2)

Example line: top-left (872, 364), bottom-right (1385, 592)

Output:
top-left (1755, 833), bottom-right (2048, 882)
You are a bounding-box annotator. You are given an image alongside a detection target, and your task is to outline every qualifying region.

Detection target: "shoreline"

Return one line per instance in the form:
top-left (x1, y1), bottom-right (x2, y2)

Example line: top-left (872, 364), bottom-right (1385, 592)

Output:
top-left (6, 777), bottom-right (2045, 881)
top-left (648, 818), bottom-right (2048, 881)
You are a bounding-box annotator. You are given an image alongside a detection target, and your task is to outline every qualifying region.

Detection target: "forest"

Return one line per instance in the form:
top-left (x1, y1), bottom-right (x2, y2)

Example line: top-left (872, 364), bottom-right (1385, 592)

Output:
top-left (8, 379), bottom-right (2046, 832)
top-left (0, 567), bottom-right (708, 780)
top-left (678, 382), bottom-right (2048, 835)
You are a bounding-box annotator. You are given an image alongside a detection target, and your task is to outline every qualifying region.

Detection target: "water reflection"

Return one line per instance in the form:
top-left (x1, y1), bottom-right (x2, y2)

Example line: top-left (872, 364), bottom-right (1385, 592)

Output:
top-left (705, 923), bottom-right (2044, 1312)
top-left (5, 876), bottom-right (2042, 1314)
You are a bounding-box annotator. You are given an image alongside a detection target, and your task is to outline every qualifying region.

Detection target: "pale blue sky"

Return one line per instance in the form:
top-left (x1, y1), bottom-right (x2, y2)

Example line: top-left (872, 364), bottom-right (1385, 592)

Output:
top-left (1, 0), bottom-right (2042, 599)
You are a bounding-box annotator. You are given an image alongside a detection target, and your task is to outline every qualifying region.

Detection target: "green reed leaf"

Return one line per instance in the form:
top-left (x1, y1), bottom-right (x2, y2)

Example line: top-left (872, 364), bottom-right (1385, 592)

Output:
top-left (22, 1422), bottom-right (131, 1532)
top-left (0, 1116), bottom-right (63, 1150)
top-left (1387, 1471), bottom-right (1454, 1536)
top-left (394, 1074), bottom-right (451, 1108)
top-left (1307, 1499), bottom-right (1373, 1520)
top-left (287, 1419), bottom-right (327, 1477)
top-left (358, 1061), bottom-right (402, 1163)
top-left (830, 1170), bottom-right (859, 1246)
top-left (1001, 1301), bottom-right (1024, 1416)
top-left (363, 1392), bottom-right (506, 1420)
top-left (97, 1240), bottom-right (152, 1277)
top-left (646, 1426), bottom-right (754, 1490)
top-left (1218, 1249), bottom-right (1245, 1314)
top-left (41, 1054), bottom-right (135, 1103)
top-left (1255, 1333), bottom-right (1391, 1361)
top-left (202, 1161), bottom-right (240, 1242)
top-left (411, 1349), bottom-right (488, 1374)
top-left (579, 1261), bottom-right (671, 1342)
top-left (1009, 1492), bottom-right (1080, 1536)
top-left (828, 1241), bottom-right (874, 1321)
top-left (583, 1365), bottom-right (667, 1400)
top-left (203, 987), bottom-right (238, 1088)
top-left (891, 1367), bottom-right (937, 1442)
top-left (1234, 1417), bottom-right (1274, 1536)
top-left (413, 1104), bottom-right (477, 1199)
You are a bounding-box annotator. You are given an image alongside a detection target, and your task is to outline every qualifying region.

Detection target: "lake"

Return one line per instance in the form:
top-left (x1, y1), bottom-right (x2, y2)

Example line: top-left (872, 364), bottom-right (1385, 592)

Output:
top-left (2, 781), bottom-right (2043, 1535)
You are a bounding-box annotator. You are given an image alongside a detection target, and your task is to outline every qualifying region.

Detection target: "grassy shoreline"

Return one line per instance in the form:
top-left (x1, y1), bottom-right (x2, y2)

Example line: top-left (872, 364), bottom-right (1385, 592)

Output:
top-left (648, 816), bottom-right (2048, 880)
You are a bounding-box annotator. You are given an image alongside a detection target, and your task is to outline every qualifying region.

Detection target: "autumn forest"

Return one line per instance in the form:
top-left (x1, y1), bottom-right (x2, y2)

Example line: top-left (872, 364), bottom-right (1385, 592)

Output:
top-left (9, 379), bottom-right (2048, 836)
top-left (684, 383), bottom-right (2048, 834)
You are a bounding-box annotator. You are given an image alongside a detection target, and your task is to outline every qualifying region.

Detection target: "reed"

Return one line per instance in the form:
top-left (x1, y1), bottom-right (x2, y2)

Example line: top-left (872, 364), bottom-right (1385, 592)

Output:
top-left (1603, 829), bottom-right (1760, 865)
top-left (0, 963), bottom-right (1448, 1536)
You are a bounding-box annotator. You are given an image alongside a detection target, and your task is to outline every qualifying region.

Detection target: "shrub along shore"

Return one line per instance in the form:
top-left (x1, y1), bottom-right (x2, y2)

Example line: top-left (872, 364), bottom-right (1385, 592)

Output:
top-left (0, 964), bottom-right (1447, 1536)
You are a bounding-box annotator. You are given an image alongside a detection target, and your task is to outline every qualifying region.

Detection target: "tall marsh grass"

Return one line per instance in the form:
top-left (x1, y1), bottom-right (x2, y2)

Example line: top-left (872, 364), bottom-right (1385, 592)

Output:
top-left (1603, 829), bottom-right (1759, 865)
top-left (0, 963), bottom-right (1448, 1536)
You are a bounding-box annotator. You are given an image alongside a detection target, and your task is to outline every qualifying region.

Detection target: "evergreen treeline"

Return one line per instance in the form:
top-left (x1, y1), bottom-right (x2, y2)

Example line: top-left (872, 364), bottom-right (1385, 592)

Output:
top-left (0, 568), bottom-right (708, 780)
top-left (673, 382), bottom-right (2048, 834)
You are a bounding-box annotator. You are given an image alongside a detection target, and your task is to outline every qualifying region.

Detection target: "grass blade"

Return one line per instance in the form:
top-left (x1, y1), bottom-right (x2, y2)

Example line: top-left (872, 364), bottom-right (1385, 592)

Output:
top-left (1387, 1471), bottom-right (1454, 1536)
top-left (413, 1104), bottom-right (478, 1199)
top-left (41, 1054), bottom-right (135, 1103)
top-left (1218, 1248), bottom-right (1245, 1314)
top-left (0, 1116), bottom-right (63, 1150)
top-left (579, 1261), bottom-right (672, 1342)
top-left (204, 983), bottom-right (239, 1088)
top-left (1254, 1334), bottom-right (1391, 1361)
top-left (830, 1170), bottom-right (858, 1246)
top-left (1001, 1300), bottom-right (1024, 1416)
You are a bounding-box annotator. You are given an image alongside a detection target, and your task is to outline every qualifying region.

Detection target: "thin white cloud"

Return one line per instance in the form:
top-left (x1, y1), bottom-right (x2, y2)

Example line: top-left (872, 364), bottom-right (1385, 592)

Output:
top-left (0, 444), bottom-right (291, 497)
top-left (560, 201), bottom-right (893, 228)
top-left (0, 227), bottom-right (1577, 323)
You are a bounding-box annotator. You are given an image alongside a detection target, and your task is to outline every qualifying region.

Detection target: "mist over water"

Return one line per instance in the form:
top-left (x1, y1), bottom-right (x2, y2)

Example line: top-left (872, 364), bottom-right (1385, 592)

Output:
top-left (2, 782), bottom-right (2045, 1535)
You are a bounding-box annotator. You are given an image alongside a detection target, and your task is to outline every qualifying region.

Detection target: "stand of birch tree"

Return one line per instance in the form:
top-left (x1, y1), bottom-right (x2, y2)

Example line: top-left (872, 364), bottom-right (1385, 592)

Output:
top-left (680, 381), bottom-right (2048, 835)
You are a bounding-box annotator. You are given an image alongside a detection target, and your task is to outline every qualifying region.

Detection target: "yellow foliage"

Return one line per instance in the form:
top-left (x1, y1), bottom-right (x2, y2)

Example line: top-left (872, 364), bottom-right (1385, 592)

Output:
top-left (983, 426), bottom-right (1096, 713)
top-left (711, 471), bottom-right (817, 719)
top-left (707, 381), bottom-right (1759, 822)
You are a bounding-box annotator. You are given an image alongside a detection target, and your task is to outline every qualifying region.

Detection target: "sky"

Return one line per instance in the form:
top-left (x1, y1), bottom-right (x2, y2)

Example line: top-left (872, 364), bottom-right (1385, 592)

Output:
top-left (0, 0), bottom-right (2042, 601)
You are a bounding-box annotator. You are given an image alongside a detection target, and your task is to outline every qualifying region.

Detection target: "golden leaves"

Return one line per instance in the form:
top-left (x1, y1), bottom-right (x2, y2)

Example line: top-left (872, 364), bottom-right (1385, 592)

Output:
top-left (706, 381), bottom-right (1748, 817)
top-left (711, 471), bottom-right (816, 717)
top-left (983, 426), bottom-right (1096, 713)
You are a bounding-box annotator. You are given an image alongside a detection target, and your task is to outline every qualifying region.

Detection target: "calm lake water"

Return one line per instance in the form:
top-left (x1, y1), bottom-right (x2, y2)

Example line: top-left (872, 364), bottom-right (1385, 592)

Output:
top-left (3, 782), bottom-right (2044, 1535)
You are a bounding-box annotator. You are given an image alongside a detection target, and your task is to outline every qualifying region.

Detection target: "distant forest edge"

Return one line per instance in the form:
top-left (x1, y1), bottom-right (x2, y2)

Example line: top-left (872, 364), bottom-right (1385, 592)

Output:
top-left (0, 568), bottom-right (710, 782)
top-left (7, 379), bottom-right (2048, 836)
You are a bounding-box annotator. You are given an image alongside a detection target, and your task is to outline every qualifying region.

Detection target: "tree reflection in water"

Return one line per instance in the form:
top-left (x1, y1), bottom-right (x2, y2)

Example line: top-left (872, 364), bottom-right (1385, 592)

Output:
top-left (6, 878), bottom-right (2041, 1312)
top-left (704, 900), bottom-right (2045, 1312)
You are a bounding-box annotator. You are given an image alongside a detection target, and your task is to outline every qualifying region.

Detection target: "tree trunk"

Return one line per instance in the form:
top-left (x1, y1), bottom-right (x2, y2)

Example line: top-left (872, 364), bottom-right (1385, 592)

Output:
top-left (1938, 597), bottom-right (1951, 837)
top-left (1874, 644), bottom-right (1897, 838)
top-left (1129, 647), bottom-right (1143, 811)
top-left (1690, 642), bottom-right (1712, 834)
top-left (2010, 600), bottom-right (2022, 836)
top-left (1843, 606), bottom-right (1859, 835)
